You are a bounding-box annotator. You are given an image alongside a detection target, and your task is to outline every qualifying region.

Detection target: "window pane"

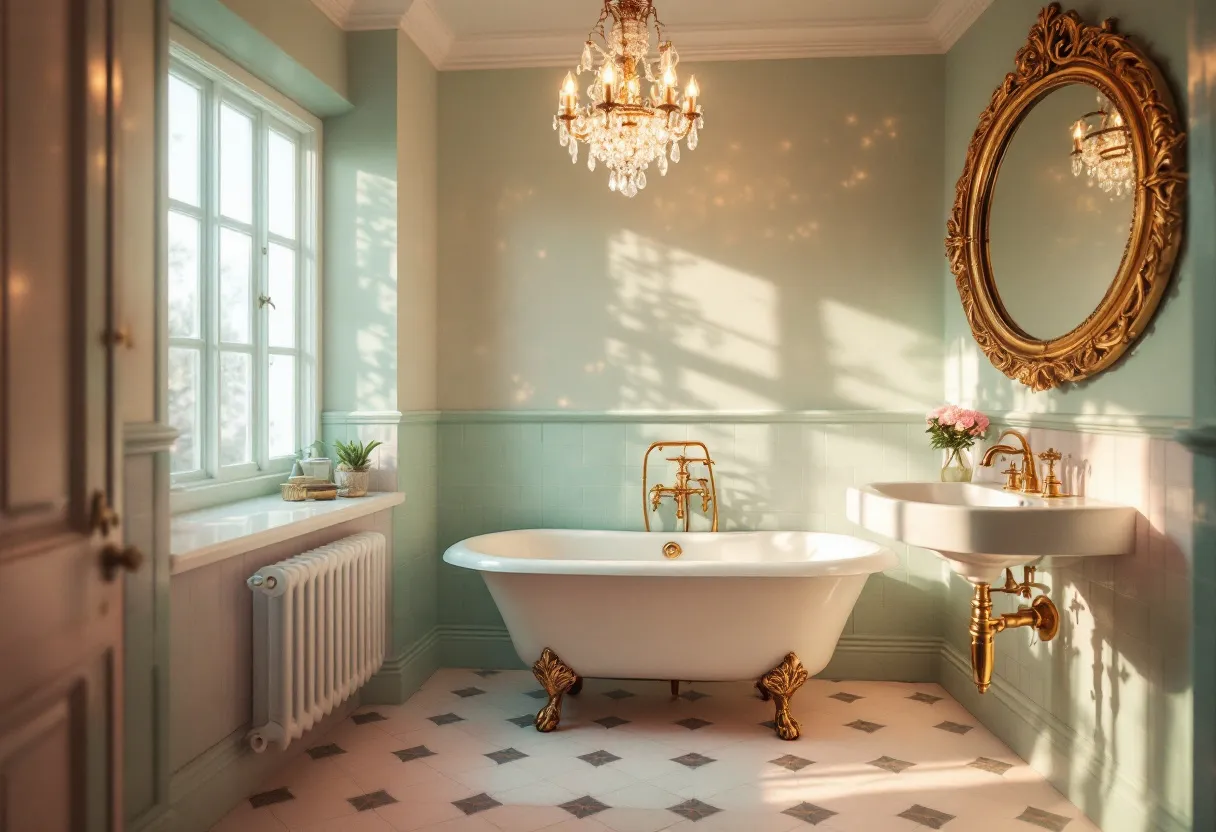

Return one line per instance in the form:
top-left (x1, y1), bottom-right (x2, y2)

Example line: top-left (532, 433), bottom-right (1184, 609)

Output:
top-left (168, 348), bottom-right (201, 473)
top-left (268, 355), bottom-right (296, 458)
top-left (268, 130), bottom-right (297, 239)
top-left (219, 104), bottom-right (253, 223)
top-left (219, 351), bottom-right (253, 466)
top-left (268, 243), bottom-right (296, 348)
top-left (168, 75), bottom-right (201, 206)
top-left (219, 228), bottom-right (252, 343)
top-left (167, 211), bottom-right (200, 338)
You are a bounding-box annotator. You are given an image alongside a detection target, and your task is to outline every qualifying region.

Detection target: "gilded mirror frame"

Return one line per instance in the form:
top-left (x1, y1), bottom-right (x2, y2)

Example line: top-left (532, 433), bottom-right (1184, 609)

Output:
top-left (946, 4), bottom-right (1186, 391)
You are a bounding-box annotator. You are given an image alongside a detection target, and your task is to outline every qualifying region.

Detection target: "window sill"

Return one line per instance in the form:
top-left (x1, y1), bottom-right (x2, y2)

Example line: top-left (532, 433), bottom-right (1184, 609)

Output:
top-left (170, 491), bottom-right (405, 576)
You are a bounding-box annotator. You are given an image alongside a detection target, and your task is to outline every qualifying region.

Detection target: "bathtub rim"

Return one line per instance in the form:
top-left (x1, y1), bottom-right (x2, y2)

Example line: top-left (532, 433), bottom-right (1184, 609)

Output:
top-left (443, 529), bottom-right (899, 578)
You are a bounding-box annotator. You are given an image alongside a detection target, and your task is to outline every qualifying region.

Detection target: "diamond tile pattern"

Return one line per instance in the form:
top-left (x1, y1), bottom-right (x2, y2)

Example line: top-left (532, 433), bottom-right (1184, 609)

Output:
top-left (560, 795), bottom-right (611, 818)
top-left (671, 752), bottom-right (715, 768)
top-left (218, 671), bottom-right (1102, 832)
top-left (485, 747), bottom-right (528, 765)
top-left (578, 750), bottom-right (622, 767)
top-left (868, 755), bottom-right (916, 773)
top-left (393, 745), bottom-right (436, 763)
top-left (594, 715), bottom-right (630, 729)
top-left (1017, 806), bottom-right (1074, 831)
top-left (453, 792), bottom-right (502, 816)
top-left (603, 688), bottom-right (636, 700)
top-left (524, 689), bottom-right (549, 700)
top-left (770, 754), bottom-right (814, 772)
top-left (899, 804), bottom-right (956, 829)
top-left (248, 787), bottom-right (293, 808)
top-left (305, 743), bottom-right (345, 760)
top-left (350, 711), bottom-right (386, 725)
top-left (935, 720), bottom-right (974, 735)
top-left (970, 756), bottom-right (1014, 775)
top-left (668, 799), bottom-right (722, 822)
top-left (783, 802), bottom-right (837, 825)
top-left (348, 790), bottom-right (397, 812)
top-left (428, 712), bottom-right (464, 726)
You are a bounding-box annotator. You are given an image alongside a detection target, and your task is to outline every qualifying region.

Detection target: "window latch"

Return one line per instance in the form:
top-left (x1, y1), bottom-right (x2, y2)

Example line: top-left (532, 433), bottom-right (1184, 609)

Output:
top-left (258, 294), bottom-right (276, 310)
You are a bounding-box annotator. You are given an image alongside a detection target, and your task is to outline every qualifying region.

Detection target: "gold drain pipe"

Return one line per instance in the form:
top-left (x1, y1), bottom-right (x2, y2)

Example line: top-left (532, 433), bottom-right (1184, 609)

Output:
top-left (969, 567), bottom-right (1060, 693)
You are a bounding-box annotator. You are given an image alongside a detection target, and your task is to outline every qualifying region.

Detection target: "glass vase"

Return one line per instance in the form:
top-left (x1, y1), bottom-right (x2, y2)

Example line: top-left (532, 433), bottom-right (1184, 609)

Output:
top-left (941, 447), bottom-right (974, 483)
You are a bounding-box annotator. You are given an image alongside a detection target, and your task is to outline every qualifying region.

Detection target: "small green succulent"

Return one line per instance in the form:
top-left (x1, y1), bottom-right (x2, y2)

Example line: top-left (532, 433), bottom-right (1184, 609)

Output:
top-left (333, 439), bottom-right (383, 471)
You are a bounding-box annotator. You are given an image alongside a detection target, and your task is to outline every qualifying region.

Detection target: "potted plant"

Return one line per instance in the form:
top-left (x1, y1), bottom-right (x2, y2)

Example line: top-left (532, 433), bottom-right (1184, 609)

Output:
top-left (926, 405), bottom-right (990, 482)
top-left (333, 439), bottom-right (383, 498)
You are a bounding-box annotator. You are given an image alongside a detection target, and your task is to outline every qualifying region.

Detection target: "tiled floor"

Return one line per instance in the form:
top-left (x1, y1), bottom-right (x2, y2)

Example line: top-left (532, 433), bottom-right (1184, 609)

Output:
top-left (213, 670), bottom-right (1101, 832)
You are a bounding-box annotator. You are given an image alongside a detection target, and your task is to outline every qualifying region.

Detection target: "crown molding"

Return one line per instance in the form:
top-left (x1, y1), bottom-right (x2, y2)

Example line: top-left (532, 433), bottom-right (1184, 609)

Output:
top-left (928, 0), bottom-right (993, 50)
top-left (317, 0), bottom-right (994, 70)
top-left (401, 0), bottom-right (455, 67)
top-left (443, 19), bottom-right (942, 71)
top-left (311, 0), bottom-right (355, 29)
top-left (344, 0), bottom-right (412, 31)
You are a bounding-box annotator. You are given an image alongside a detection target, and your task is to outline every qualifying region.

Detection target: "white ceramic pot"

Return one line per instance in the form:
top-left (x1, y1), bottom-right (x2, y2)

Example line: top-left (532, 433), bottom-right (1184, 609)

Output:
top-left (336, 467), bottom-right (371, 498)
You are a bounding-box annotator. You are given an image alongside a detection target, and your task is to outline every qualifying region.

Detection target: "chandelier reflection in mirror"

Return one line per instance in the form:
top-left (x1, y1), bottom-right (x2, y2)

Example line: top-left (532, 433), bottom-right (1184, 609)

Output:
top-left (554, 0), bottom-right (703, 197)
top-left (1069, 94), bottom-right (1134, 197)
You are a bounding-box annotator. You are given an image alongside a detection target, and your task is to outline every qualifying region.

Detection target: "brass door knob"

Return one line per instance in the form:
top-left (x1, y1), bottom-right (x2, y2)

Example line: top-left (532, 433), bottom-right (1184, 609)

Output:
top-left (100, 544), bottom-right (143, 581)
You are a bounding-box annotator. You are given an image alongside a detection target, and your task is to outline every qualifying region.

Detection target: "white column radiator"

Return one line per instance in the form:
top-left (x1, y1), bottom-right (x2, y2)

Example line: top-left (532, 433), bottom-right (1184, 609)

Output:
top-left (246, 531), bottom-right (387, 752)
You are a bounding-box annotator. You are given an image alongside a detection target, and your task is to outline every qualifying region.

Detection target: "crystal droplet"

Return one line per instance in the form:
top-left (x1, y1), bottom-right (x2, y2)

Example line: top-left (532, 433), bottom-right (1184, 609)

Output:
top-left (553, 115), bottom-right (558, 131)
top-left (570, 140), bottom-right (579, 163)
top-left (582, 42), bottom-right (594, 71)
top-left (609, 171), bottom-right (618, 191)
top-left (624, 179), bottom-right (638, 198)
top-left (638, 171), bottom-right (647, 189)
top-left (671, 143), bottom-right (681, 163)
top-left (658, 153), bottom-right (668, 175)
top-left (588, 155), bottom-right (596, 171)
top-left (688, 126), bottom-right (698, 150)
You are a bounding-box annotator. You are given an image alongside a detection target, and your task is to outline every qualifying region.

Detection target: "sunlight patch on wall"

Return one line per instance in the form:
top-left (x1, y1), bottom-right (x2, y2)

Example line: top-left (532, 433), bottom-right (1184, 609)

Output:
top-left (821, 299), bottom-right (935, 412)
top-left (608, 229), bottom-right (779, 410)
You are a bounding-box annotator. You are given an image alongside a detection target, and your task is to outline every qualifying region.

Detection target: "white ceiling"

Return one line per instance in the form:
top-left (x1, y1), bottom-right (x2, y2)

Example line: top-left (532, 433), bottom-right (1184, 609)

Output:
top-left (313, 0), bottom-right (992, 70)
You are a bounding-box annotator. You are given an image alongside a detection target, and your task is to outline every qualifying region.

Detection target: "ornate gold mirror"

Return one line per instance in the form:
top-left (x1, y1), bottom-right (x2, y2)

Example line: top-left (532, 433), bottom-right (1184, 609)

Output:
top-left (946, 4), bottom-right (1185, 391)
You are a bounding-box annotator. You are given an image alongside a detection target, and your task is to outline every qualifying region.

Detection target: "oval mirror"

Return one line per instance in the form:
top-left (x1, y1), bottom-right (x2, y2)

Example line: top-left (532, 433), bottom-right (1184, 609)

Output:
top-left (946, 5), bottom-right (1186, 392)
top-left (989, 84), bottom-right (1136, 341)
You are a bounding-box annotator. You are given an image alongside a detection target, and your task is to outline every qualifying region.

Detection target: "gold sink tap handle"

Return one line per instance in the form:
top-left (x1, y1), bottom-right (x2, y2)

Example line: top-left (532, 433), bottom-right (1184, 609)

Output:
top-left (979, 429), bottom-right (1040, 494)
top-left (1038, 448), bottom-right (1067, 498)
top-left (1000, 460), bottom-right (1023, 491)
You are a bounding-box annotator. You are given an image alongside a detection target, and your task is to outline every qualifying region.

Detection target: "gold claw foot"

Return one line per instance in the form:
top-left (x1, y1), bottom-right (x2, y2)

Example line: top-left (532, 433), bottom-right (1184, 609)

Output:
top-left (532, 648), bottom-right (579, 732)
top-left (758, 653), bottom-right (808, 741)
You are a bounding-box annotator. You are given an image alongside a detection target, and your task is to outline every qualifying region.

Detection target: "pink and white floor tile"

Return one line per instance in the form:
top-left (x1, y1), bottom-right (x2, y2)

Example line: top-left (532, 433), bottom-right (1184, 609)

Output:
top-left (212, 669), bottom-right (1101, 832)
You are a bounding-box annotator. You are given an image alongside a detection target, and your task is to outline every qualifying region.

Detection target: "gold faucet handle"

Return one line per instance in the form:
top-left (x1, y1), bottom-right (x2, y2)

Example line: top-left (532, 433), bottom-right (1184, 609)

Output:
top-left (649, 484), bottom-right (665, 510)
top-left (1037, 448), bottom-right (1068, 498)
top-left (1000, 460), bottom-right (1022, 491)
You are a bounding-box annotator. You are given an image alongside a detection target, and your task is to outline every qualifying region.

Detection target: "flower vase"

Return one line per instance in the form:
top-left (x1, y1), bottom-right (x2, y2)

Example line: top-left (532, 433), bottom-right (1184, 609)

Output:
top-left (941, 448), bottom-right (974, 483)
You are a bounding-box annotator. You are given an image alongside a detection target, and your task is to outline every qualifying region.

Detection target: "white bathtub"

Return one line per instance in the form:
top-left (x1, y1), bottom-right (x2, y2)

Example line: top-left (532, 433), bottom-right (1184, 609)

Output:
top-left (443, 530), bottom-right (897, 682)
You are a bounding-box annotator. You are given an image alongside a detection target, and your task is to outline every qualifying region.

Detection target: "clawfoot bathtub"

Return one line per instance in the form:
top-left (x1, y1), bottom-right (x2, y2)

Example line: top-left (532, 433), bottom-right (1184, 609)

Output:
top-left (443, 530), bottom-right (897, 739)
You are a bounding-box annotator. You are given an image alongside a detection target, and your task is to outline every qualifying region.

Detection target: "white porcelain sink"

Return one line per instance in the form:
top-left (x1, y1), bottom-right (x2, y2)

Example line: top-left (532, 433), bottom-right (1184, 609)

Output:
top-left (845, 482), bottom-right (1136, 582)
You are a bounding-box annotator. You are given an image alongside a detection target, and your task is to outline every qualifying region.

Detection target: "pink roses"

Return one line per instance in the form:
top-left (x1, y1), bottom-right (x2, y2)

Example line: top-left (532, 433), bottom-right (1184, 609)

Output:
top-left (927, 405), bottom-right (990, 443)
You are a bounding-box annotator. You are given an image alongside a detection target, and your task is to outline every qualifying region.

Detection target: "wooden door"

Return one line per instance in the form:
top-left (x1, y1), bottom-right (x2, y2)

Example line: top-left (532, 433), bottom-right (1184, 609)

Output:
top-left (0, 0), bottom-right (129, 829)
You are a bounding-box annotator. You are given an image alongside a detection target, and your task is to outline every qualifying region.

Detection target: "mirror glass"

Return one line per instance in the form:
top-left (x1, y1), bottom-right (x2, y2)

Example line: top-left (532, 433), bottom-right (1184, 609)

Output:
top-left (988, 83), bottom-right (1136, 340)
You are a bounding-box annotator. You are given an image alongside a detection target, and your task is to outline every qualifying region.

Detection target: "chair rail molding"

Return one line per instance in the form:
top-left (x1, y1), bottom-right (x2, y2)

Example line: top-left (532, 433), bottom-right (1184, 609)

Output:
top-left (124, 421), bottom-right (180, 456)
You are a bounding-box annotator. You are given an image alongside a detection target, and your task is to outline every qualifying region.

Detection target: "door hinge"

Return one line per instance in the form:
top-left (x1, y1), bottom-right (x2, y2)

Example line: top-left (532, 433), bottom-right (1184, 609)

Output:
top-left (91, 491), bottom-right (120, 536)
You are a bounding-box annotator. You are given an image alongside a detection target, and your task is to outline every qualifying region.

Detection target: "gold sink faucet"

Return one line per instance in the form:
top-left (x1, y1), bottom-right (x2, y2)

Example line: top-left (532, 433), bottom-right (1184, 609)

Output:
top-left (979, 428), bottom-right (1041, 494)
top-left (642, 441), bottom-right (719, 532)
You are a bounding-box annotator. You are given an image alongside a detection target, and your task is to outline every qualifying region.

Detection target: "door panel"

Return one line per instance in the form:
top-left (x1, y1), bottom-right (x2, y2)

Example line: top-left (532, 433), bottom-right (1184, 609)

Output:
top-left (0, 0), bottom-right (125, 828)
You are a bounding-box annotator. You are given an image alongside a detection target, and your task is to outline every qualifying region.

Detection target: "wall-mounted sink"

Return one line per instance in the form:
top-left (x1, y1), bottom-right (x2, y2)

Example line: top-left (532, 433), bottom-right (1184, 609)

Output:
top-left (845, 481), bottom-right (1136, 582)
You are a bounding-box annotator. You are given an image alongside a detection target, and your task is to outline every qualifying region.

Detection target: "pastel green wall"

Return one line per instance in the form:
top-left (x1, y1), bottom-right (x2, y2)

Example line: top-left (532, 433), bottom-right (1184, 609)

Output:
top-left (170, 0), bottom-right (349, 116)
top-left (438, 58), bottom-right (946, 413)
top-left (320, 31), bottom-right (440, 698)
top-left (942, 3), bottom-right (1198, 830)
top-left (324, 31), bottom-right (401, 414)
top-left (943, 0), bottom-right (1192, 419)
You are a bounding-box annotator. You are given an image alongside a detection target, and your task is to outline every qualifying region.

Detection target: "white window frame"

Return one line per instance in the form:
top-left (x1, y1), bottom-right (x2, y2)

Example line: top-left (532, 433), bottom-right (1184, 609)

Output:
top-left (168, 28), bottom-right (321, 512)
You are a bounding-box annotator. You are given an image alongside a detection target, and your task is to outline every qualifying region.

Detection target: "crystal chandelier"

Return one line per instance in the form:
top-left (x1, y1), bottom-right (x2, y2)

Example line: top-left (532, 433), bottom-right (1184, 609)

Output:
top-left (1069, 95), bottom-right (1134, 197)
top-left (554, 0), bottom-right (703, 197)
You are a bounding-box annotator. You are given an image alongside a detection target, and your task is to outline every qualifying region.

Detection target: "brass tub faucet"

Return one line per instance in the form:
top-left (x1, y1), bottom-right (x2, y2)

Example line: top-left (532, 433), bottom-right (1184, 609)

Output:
top-left (642, 441), bottom-right (719, 532)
